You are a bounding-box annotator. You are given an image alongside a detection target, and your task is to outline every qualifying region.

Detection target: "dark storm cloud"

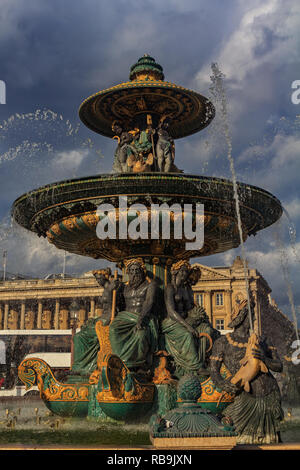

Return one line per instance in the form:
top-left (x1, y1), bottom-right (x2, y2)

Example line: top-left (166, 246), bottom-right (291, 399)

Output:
top-left (0, 0), bottom-right (242, 115)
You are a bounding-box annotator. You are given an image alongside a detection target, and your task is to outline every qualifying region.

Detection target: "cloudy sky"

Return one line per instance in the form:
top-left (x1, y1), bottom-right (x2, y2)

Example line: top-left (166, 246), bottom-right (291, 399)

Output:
top-left (0, 0), bottom-right (299, 321)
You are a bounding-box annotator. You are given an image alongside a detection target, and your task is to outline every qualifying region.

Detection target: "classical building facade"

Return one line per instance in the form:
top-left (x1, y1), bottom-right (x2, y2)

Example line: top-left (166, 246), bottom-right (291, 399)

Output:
top-left (0, 256), bottom-right (296, 392)
top-left (0, 256), bottom-right (284, 332)
top-left (192, 256), bottom-right (274, 334)
top-left (0, 274), bottom-right (103, 332)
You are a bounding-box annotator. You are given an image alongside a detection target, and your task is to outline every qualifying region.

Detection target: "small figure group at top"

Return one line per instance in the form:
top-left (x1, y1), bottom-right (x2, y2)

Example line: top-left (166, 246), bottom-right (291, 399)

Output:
top-left (112, 115), bottom-right (180, 174)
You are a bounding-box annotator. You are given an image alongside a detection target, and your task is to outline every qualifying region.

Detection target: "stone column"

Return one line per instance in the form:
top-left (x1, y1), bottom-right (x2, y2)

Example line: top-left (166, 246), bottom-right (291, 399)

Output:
top-left (37, 301), bottom-right (43, 329)
top-left (20, 301), bottom-right (26, 330)
top-left (0, 304), bottom-right (3, 330)
top-left (90, 298), bottom-right (95, 318)
top-left (25, 303), bottom-right (35, 330)
top-left (77, 303), bottom-right (87, 328)
top-left (3, 303), bottom-right (9, 330)
top-left (42, 309), bottom-right (52, 329)
top-left (8, 307), bottom-right (18, 329)
top-left (54, 299), bottom-right (60, 330)
top-left (42, 303), bottom-right (52, 330)
top-left (59, 304), bottom-right (69, 330)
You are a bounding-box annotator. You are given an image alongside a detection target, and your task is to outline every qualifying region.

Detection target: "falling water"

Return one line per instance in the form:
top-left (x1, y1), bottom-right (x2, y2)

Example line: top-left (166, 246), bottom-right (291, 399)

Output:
top-left (281, 208), bottom-right (300, 339)
top-left (0, 108), bottom-right (103, 170)
top-left (209, 63), bottom-right (254, 332)
top-left (0, 107), bottom-right (104, 277)
top-left (0, 140), bottom-right (54, 165)
top-left (282, 206), bottom-right (300, 266)
top-left (230, 111), bottom-right (300, 339)
top-left (272, 218), bottom-right (299, 341)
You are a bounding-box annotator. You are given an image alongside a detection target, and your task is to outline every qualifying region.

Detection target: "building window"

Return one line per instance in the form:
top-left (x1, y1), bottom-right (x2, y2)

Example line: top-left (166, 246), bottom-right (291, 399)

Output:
top-left (216, 318), bottom-right (225, 330)
top-left (216, 293), bottom-right (224, 306)
top-left (195, 293), bottom-right (204, 307)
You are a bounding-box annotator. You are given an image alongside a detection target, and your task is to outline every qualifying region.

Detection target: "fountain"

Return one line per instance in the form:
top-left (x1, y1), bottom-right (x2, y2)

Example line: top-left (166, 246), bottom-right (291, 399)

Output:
top-left (14, 55), bottom-right (284, 447)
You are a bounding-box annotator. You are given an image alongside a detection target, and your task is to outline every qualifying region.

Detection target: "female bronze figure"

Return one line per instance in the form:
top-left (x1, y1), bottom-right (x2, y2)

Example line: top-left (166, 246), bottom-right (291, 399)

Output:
top-left (162, 260), bottom-right (218, 378)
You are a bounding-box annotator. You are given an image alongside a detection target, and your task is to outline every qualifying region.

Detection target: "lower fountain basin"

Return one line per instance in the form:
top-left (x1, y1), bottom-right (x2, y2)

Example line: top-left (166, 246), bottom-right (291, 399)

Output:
top-left (43, 400), bottom-right (89, 418)
top-left (97, 402), bottom-right (154, 421)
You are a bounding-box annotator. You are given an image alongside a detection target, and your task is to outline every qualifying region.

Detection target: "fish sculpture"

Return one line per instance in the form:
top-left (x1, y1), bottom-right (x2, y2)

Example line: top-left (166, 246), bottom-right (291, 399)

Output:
top-left (231, 332), bottom-right (268, 393)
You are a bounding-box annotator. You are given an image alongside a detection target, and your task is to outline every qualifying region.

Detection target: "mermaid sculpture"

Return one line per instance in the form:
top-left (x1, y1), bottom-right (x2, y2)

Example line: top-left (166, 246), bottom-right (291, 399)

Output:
top-left (209, 297), bottom-right (284, 444)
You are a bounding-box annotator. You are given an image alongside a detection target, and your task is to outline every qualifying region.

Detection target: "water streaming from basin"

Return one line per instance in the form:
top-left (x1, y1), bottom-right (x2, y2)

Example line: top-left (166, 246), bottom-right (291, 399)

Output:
top-left (272, 217), bottom-right (299, 342)
top-left (209, 63), bottom-right (254, 332)
top-left (0, 108), bottom-right (106, 278)
top-left (208, 64), bottom-right (300, 338)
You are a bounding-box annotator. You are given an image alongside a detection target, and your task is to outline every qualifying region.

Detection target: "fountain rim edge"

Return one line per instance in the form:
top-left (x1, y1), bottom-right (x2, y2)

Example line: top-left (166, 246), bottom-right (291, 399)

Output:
top-left (11, 172), bottom-right (283, 208)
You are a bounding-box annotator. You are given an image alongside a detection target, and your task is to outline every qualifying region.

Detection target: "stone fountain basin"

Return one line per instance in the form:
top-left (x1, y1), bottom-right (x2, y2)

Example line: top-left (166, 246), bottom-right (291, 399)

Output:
top-left (11, 173), bottom-right (282, 262)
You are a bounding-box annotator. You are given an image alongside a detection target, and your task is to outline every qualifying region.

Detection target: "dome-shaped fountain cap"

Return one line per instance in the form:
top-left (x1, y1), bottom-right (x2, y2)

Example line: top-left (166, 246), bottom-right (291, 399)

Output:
top-left (78, 57), bottom-right (216, 139)
top-left (129, 54), bottom-right (165, 81)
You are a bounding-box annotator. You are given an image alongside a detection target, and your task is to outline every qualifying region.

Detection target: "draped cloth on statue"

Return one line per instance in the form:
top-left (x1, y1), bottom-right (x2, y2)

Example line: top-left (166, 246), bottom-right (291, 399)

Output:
top-left (109, 311), bottom-right (159, 369)
top-left (161, 318), bottom-right (213, 375)
top-left (71, 318), bottom-right (100, 375)
top-left (223, 388), bottom-right (284, 444)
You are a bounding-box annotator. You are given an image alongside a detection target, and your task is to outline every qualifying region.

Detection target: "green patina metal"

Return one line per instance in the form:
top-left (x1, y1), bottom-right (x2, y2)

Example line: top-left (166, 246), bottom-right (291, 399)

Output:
top-left (129, 55), bottom-right (165, 81)
top-left (150, 375), bottom-right (237, 439)
top-left (98, 402), bottom-right (153, 422)
top-left (11, 173), bottom-right (282, 263)
top-left (78, 55), bottom-right (214, 140)
top-left (43, 400), bottom-right (89, 418)
top-left (152, 383), bottom-right (178, 417)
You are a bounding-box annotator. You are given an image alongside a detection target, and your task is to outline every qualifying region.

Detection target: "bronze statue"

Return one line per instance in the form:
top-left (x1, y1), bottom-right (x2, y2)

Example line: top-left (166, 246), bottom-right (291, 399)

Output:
top-left (162, 260), bottom-right (218, 378)
top-left (112, 115), bottom-right (181, 174)
top-left (127, 116), bottom-right (155, 173)
top-left (112, 121), bottom-right (137, 173)
top-left (93, 268), bottom-right (122, 325)
top-left (109, 258), bottom-right (159, 372)
top-left (156, 116), bottom-right (175, 173)
top-left (209, 297), bottom-right (284, 444)
top-left (71, 268), bottom-right (119, 378)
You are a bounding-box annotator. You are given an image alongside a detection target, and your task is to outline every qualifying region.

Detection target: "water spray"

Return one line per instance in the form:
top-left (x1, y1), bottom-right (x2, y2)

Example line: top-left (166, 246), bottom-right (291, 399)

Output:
top-left (210, 63), bottom-right (254, 333)
top-left (273, 218), bottom-right (299, 342)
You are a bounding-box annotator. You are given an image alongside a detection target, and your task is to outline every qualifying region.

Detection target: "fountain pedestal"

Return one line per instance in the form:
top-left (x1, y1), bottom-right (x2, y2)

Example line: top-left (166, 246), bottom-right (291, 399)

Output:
top-left (150, 375), bottom-right (237, 450)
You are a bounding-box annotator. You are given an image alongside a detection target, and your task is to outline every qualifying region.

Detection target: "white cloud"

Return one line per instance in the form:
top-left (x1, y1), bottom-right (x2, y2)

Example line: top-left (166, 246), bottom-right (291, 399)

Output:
top-left (284, 199), bottom-right (300, 222)
top-left (238, 132), bottom-right (300, 166)
top-left (1, 224), bottom-right (104, 278)
top-left (0, 1), bottom-right (45, 40)
top-left (196, 0), bottom-right (300, 88)
top-left (52, 149), bottom-right (88, 172)
top-left (270, 134), bottom-right (300, 169)
top-left (236, 130), bottom-right (300, 195)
